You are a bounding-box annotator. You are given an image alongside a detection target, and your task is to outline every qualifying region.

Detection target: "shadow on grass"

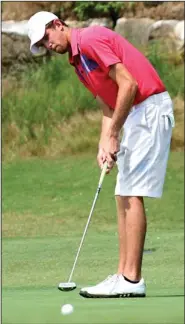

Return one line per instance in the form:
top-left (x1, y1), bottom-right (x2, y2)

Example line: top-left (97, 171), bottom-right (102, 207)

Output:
top-left (143, 248), bottom-right (156, 254)
top-left (147, 294), bottom-right (184, 298)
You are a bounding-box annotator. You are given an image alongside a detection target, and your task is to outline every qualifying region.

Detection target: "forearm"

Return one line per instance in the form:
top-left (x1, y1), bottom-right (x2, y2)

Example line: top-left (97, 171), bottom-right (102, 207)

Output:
top-left (96, 96), bottom-right (114, 149)
top-left (99, 115), bottom-right (113, 149)
top-left (109, 82), bottom-right (137, 137)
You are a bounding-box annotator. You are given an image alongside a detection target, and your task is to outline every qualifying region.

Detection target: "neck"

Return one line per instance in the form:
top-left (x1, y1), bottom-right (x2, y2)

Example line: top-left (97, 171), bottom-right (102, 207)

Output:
top-left (64, 27), bottom-right (72, 55)
top-left (64, 27), bottom-right (72, 45)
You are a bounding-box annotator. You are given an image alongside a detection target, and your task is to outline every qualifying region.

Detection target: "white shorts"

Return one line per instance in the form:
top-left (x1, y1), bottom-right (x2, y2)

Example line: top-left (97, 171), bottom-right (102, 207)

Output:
top-left (115, 91), bottom-right (175, 198)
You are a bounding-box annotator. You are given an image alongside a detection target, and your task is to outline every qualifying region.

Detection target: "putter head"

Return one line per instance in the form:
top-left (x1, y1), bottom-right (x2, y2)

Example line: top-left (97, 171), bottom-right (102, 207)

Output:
top-left (58, 282), bottom-right (76, 291)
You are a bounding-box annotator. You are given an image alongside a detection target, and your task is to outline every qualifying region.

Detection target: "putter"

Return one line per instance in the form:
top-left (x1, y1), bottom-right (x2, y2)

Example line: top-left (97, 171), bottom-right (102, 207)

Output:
top-left (58, 161), bottom-right (108, 292)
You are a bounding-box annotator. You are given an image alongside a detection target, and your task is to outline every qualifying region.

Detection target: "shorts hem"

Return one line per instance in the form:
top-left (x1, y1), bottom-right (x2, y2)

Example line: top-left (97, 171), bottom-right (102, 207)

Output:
top-left (114, 190), bottom-right (162, 198)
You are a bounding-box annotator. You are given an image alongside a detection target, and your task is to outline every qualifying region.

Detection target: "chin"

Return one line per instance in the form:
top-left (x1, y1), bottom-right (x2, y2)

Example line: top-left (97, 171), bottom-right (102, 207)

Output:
top-left (56, 47), bottom-right (68, 54)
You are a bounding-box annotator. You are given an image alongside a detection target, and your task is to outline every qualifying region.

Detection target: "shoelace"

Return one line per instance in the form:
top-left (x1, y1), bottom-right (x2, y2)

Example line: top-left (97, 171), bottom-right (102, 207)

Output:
top-left (109, 275), bottom-right (122, 293)
top-left (109, 274), bottom-right (120, 284)
top-left (99, 275), bottom-right (113, 285)
top-left (97, 274), bottom-right (119, 286)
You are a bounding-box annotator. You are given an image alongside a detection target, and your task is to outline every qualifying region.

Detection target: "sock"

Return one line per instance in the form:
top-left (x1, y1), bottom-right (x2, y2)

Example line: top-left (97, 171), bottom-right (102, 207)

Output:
top-left (123, 275), bottom-right (139, 284)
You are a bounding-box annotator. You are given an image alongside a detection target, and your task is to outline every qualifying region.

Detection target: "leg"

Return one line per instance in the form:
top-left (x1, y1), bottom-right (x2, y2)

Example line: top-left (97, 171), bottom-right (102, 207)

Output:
top-left (116, 196), bottom-right (147, 281)
top-left (79, 194), bottom-right (147, 298)
top-left (116, 195), bottom-right (127, 274)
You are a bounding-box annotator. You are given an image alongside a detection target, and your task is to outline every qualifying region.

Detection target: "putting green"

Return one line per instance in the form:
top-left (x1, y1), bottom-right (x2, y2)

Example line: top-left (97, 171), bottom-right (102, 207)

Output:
top-left (2, 286), bottom-right (184, 324)
top-left (2, 153), bottom-right (184, 323)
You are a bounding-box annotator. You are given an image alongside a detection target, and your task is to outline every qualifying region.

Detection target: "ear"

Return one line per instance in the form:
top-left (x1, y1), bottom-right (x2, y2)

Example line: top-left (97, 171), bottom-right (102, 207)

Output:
top-left (53, 19), bottom-right (63, 30)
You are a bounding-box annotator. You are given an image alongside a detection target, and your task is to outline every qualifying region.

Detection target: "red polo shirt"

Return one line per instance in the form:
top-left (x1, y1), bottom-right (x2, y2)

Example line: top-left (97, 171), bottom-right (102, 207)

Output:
top-left (69, 26), bottom-right (166, 109)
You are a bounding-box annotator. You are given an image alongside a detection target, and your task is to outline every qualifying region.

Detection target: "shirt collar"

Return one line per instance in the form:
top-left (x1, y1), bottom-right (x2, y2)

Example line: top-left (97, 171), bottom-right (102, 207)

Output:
top-left (71, 28), bottom-right (82, 56)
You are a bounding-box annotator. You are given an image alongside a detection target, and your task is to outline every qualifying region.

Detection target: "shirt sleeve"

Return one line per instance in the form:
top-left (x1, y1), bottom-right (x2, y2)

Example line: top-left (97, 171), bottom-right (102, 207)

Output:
top-left (81, 28), bottom-right (121, 74)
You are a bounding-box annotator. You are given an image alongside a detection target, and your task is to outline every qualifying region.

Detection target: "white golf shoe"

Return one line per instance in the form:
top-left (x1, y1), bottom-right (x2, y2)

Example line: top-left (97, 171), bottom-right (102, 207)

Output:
top-left (79, 274), bottom-right (146, 298)
top-left (80, 274), bottom-right (119, 296)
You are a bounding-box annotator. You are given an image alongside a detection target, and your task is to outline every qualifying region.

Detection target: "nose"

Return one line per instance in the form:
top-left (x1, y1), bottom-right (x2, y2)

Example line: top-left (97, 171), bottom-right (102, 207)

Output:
top-left (43, 40), bottom-right (52, 50)
top-left (48, 42), bottom-right (53, 50)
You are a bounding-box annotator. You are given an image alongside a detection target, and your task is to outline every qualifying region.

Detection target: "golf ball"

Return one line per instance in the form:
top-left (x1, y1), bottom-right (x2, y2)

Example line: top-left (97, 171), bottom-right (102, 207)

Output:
top-left (61, 304), bottom-right (74, 315)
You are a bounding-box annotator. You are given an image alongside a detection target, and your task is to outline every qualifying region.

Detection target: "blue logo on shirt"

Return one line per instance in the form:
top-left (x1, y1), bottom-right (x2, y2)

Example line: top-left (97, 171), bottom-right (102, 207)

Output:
top-left (80, 54), bottom-right (99, 73)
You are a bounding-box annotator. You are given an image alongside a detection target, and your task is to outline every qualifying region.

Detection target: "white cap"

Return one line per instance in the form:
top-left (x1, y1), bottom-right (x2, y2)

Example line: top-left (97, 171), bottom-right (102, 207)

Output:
top-left (27, 11), bottom-right (59, 54)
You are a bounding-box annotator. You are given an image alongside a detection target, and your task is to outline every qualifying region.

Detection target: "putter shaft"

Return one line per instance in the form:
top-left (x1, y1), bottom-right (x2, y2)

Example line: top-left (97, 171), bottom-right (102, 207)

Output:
top-left (68, 162), bottom-right (107, 283)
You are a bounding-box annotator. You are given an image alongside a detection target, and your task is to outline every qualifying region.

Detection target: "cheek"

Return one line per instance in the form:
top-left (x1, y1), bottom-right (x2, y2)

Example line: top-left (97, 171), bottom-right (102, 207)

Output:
top-left (50, 31), bottom-right (58, 44)
top-left (58, 34), bottom-right (67, 46)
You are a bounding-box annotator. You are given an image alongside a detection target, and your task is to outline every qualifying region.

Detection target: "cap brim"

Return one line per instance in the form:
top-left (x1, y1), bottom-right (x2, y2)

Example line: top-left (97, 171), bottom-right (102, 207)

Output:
top-left (30, 25), bottom-right (45, 54)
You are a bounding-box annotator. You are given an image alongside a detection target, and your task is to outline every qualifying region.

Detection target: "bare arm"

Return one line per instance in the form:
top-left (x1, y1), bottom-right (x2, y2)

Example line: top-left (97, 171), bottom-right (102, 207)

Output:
top-left (96, 96), bottom-right (114, 170)
top-left (96, 64), bottom-right (138, 171)
top-left (96, 96), bottom-right (113, 149)
top-left (108, 63), bottom-right (138, 138)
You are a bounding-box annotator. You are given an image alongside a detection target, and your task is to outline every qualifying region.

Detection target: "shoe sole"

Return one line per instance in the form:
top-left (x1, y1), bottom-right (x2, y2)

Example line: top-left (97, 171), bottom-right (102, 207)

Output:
top-left (79, 291), bottom-right (146, 298)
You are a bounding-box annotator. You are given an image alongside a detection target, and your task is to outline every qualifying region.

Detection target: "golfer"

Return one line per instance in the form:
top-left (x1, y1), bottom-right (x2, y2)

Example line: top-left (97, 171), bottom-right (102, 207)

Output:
top-left (28, 11), bottom-right (175, 298)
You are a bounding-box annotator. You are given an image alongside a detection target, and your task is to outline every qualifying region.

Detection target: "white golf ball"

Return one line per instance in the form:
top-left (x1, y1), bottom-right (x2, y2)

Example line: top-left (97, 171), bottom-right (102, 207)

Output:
top-left (61, 304), bottom-right (74, 315)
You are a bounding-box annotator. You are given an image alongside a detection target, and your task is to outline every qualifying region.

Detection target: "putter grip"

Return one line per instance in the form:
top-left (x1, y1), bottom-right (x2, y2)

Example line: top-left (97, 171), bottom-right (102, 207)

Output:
top-left (98, 161), bottom-right (108, 188)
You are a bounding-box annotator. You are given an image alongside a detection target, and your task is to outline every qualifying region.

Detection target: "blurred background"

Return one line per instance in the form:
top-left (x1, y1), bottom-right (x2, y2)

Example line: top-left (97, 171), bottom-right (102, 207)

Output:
top-left (2, 1), bottom-right (184, 161)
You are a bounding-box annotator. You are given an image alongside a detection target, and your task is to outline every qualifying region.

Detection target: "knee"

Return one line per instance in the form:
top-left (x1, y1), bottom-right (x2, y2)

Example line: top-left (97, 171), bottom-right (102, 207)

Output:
top-left (115, 195), bottom-right (144, 209)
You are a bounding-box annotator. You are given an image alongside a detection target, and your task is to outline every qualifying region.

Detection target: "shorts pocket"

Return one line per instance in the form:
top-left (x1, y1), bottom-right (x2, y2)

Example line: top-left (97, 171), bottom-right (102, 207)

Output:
top-left (162, 113), bottom-right (175, 131)
top-left (144, 104), bottom-right (157, 132)
top-left (126, 104), bottom-right (151, 130)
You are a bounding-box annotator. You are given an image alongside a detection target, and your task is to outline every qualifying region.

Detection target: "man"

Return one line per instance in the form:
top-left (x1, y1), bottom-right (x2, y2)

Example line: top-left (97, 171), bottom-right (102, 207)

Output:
top-left (27, 11), bottom-right (175, 298)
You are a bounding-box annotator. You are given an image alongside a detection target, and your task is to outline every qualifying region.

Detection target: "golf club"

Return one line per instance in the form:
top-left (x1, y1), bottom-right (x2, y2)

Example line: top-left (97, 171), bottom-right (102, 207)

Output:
top-left (58, 161), bottom-right (108, 291)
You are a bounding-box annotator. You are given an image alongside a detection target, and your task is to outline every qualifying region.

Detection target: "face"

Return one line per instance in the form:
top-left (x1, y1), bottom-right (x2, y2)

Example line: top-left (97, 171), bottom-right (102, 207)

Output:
top-left (37, 20), bottom-right (69, 54)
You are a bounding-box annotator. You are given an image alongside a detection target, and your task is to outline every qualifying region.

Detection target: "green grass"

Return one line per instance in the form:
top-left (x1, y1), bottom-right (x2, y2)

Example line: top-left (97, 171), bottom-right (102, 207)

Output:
top-left (3, 48), bottom-right (184, 128)
top-left (2, 54), bottom-right (98, 128)
top-left (2, 45), bottom-right (184, 156)
top-left (2, 152), bottom-right (184, 324)
top-left (146, 43), bottom-right (184, 98)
